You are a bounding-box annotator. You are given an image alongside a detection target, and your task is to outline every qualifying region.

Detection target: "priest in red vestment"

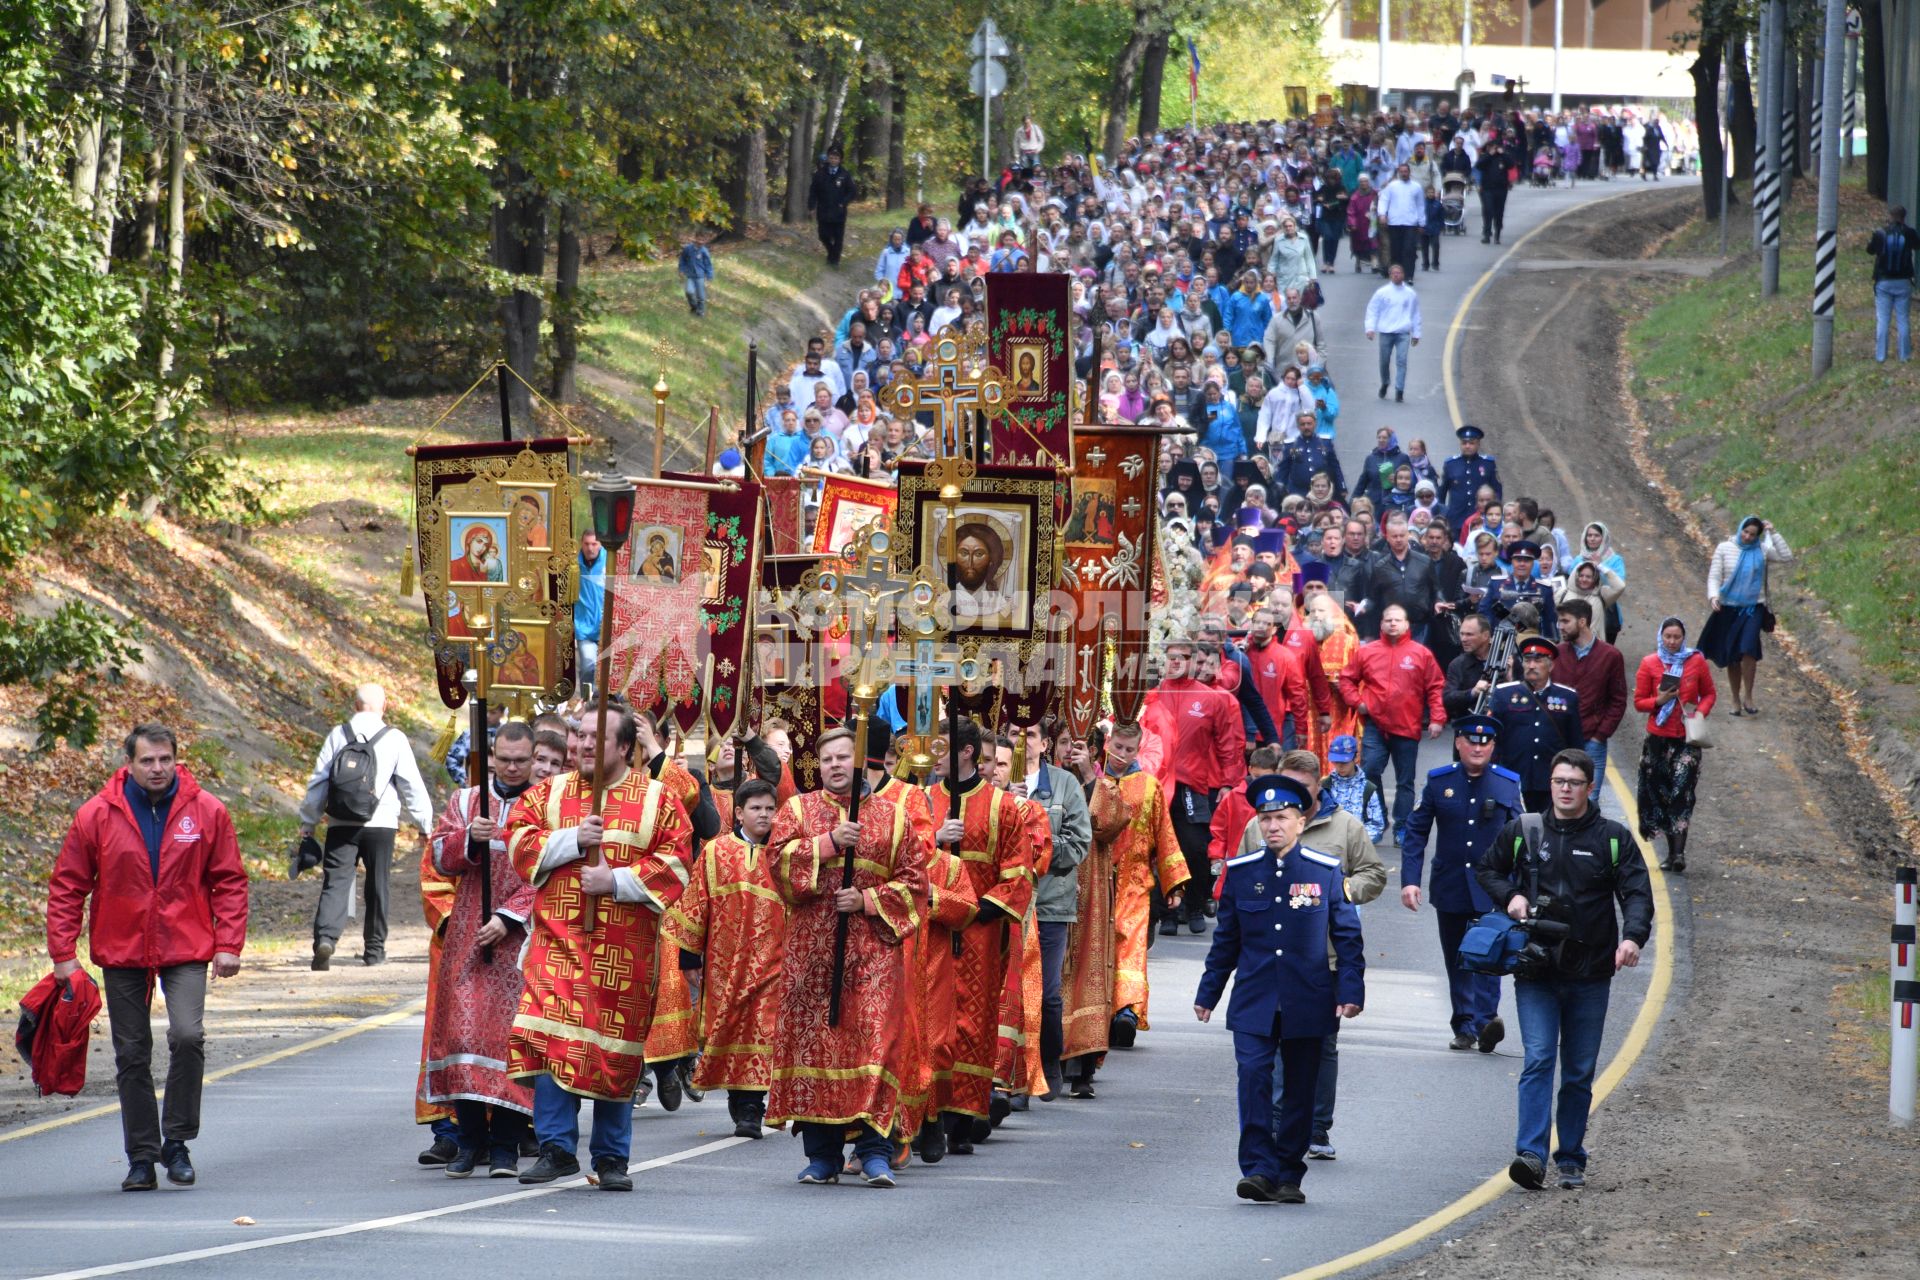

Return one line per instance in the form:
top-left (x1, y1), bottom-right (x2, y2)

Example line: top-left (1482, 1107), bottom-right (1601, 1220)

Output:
top-left (765, 727), bottom-right (926, 1187)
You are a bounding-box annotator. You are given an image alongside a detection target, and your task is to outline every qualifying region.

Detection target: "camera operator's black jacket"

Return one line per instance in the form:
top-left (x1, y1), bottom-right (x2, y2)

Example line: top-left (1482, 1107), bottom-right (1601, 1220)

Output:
top-left (1476, 806), bottom-right (1653, 982)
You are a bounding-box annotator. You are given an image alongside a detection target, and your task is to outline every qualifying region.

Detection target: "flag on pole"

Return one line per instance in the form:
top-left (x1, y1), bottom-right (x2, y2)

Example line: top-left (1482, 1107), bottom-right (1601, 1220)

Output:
top-left (1187, 39), bottom-right (1201, 105)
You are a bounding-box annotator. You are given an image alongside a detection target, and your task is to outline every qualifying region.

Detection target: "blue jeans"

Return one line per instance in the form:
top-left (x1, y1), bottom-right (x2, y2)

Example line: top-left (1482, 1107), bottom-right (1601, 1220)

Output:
top-left (1514, 976), bottom-right (1612, 1169)
top-left (575, 637), bottom-right (599, 694)
top-left (799, 1121), bottom-right (891, 1166)
top-left (1377, 330), bottom-right (1412, 392)
top-left (1875, 279), bottom-right (1912, 361)
top-left (532, 1073), bottom-right (632, 1164)
top-left (1362, 722), bottom-right (1420, 837)
top-left (1583, 738), bottom-right (1610, 810)
top-left (1038, 920), bottom-right (1069, 1070)
top-left (683, 274), bottom-right (709, 314)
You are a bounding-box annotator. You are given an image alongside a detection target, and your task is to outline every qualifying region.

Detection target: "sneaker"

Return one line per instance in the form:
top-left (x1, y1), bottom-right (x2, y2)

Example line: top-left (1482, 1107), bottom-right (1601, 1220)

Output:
top-left (1274, 1181), bottom-right (1307, 1204)
top-left (518, 1144), bottom-right (581, 1184)
top-left (1395, 389), bottom-right (1404, 403)
top-left (121, 1161), bottom-right (157, 1192)
top-left (859, 1156), bottom-right (897, 1188)
top-left (1307, 1143), bottom-right (1337, 1161)
top-left (1110, 1007), bottom-right (1139, 1049)
top-left (797, 1159), bottom-right (839, 1185)
top-left (1557, 1163), bottom-right (1586, 1189)
top-left (1448, 1033), bottom-right (1476, 1051)
top-left (1158, 917), bottom-right (1179, 937)
top-left (655, 1064), bottom-right (684, 1112)
top-left (1378, 382), bottom-right (1389, 398)
top-left (890, 1140), bottom-right (912, 1171)
top-left (1235, 1175), bottom-right (1278, 1203)
top-left (633, 1077), bottom-right (653, 1108)
top-left (311, 939), bottom-right (334, 971)
top-left (1477, 1016), bottom-right (1506, 1054)
top-left (1508, 1152), bottom-right (1546, 1190)
top-left (488, 1153), bottom-right (519, 1178)
top-left (733, 1118), bottom-right (762, 1139)
top-left (678, 1059), bottom-right (705, 1103)
top-left (418, 1136), bottom-right (459, 1166)
top-left (445, 1147), bottom-right (481, 1179)
top-left (160, 1138), bottom-right (195, 1186)
top-left (1070, 1078), bottom-right (1097, 1100)
top-left (1187, 914), bottom-right (1207, 934)
top-left (361, 953), bottom-right (385, 967)
top-left (592, 1157), bottom-right (632, 1192)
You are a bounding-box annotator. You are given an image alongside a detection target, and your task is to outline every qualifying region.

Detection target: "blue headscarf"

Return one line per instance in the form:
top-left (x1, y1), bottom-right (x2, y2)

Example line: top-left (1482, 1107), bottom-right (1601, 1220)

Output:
top-left (1722, 515), bottom-right (1767, 607)
top-left (1654, 615), bottom-right (1697, 726)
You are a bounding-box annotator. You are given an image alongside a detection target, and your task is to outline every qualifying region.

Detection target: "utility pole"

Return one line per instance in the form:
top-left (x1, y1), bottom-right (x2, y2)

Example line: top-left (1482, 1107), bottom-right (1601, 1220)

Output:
top-left (1760, 0), bottom-right (1785, 296)
top-left (1379, 0), bottom-right (1390, 109)
top-left (1844, 9), bottom-right (1859, 168)
top-left (1459, 0), bottom-right (1473, 111)
top-left (1552, 0), bottom-right (1564, 114)
top-left (1720, 37), bottom-right (1732, 259)
top-left (1811, 0), bottom-right (1846, 375)
top-left (1754, 0), bottom-right (1771, 253)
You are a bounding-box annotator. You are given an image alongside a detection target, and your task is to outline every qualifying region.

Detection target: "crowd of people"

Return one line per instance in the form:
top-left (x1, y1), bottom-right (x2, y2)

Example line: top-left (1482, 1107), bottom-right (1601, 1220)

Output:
top-left (50, 106), bottom-right (1808, 1216)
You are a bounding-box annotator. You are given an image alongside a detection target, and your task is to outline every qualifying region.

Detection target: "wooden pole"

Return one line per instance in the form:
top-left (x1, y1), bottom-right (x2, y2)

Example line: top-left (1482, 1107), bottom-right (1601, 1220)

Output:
top-left (496, 363), bottom-right (514, 443)
top-left (705, 405), bottom-right (719, 472)
top-left (584, 602), bottom-right (617, 934)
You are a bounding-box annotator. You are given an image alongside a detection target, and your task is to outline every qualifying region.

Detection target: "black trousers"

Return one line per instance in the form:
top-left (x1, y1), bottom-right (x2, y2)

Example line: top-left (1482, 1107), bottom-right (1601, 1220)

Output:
top-left (105, 963), bottom-right (207, 1162)
top-left (1422, 230), bottom-right (1440, 269)
top-left (1388, 224), bottom-right (1420, 279)
top-left (1172, 817), bottom-right (1213, 920)
top-left (313, 824), bottom-right (397, 959)
top-left (1480, 186), bottom-right (1509, 239)
top-left (817, 218), bottom-right (847, 265)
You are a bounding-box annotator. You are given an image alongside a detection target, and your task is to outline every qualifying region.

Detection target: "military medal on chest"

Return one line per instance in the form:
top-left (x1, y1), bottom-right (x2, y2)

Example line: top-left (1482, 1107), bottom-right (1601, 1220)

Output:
top-left (1288, 883), bottom-right (1323, 909)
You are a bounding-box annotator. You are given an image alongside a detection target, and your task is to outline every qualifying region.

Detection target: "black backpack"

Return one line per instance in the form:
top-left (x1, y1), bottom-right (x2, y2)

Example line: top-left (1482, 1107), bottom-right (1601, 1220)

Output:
top-left (323, 724), bottom-right (393, 824)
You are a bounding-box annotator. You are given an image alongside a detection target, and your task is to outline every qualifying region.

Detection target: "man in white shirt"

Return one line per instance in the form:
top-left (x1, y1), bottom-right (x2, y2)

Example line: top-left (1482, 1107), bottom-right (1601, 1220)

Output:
top-left (785, 344), bottom-right (846, 408)
top-left (1379, 163), bottom-right (1427, 281)
top-left (1016, 115), bottom-right (1046, 174)
top-left (298, 684), bottom-right (434, 969)
top-left (1364, 264), bottom-right (1422, 405)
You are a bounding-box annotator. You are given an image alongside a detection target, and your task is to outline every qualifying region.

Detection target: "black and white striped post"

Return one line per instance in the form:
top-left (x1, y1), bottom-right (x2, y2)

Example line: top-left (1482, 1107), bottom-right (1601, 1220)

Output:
top-left (1894, 867), bottom-right (1917, 1127)
top-left (1812, 0), bottom-right (1846, 375)
top-left (1844, 10), bottom-right (1859, 168)
top-left (1760, 0), bottom-right (1786, 295)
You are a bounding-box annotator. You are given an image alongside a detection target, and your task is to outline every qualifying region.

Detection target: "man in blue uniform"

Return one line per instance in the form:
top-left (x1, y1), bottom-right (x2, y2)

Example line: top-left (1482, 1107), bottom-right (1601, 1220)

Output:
top-left (1400, 714), bottom-right (1525, 1051)
top-left (1479, 541), bottom-right (1559, 641)
top-left (1489, 635), bottom-right (1583, 813)
top-left (1195, 776), bottom-right (1365, 1205)
top-left (1438, 424), bottom-right (1502, 528)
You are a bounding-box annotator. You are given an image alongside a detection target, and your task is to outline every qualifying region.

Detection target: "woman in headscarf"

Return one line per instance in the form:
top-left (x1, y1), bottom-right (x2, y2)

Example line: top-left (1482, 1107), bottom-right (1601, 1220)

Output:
top-left (1411, 478), bottom-right (1440, 523)
top-left (1405, 436), bottom-right (1439, 487)
top-left (1354, 427), bottom-right (1411, 505)
top-left (1699, 515), bottom-right (1792, 716)
top-left (1346, 173), bottom-right (1378, 275)
top-left (1304, 363), bottom-right (1339, 438)
top-left (1266, 214), bottom-right (1318, 296)
top-left (1380, 463), bottom-right (1420, 523)
top-left (1577, 521), bottom-right (1628, 642)
top-left (1555, 560), bottom-right (1625, 627)
top-left (1633, 616), bottom-right (1718, 872)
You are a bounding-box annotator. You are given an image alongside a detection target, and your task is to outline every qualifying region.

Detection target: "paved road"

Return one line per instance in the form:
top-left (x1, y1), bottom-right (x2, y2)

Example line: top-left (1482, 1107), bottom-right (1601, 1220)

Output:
top-left (0, 175), bottom-right (1679, 1280)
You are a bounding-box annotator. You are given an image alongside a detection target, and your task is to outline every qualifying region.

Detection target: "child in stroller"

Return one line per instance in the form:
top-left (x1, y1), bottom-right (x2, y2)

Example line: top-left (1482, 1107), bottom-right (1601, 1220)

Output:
top-left (1530, 146), bottom-right (1557, 188)
top-left (1441, 173), bottom-right (1469, 235)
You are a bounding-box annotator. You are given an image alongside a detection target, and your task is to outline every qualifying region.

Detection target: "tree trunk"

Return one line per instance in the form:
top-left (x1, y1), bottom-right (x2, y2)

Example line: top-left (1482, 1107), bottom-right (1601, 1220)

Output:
top-left (784, 93), bottom-right (816, 224)
top-left (1104, 8), bottom-right (1156, 161)
top-left (1862, 0), bottom-right (1887, 198)
top-left (820, 47), bottom-right (859, 161)
top-left (69, 0), bottom-right (107, 212)
top-left (1795, 22), bottom-right (1814, 177)
top-left (158, 50), bottom-right (186, 387)
top-left (550, 200), bottom-right (580, 405)
top-left (136, 141), bottom-right (161, 266)
top-left (861, 59), bottom-right (892, 198)
top-left (492, 152), bottom-right (547, 425)
top-left (1137, 31), bottom-right (1170, 136)
top-left (886, 77), bottom-right (907, 210)
top-left (744, 125), bottom-right (769, 224)
top-left (1691, 39), bottom-right (1726, 221)
top-left (1728, 31), bottom-right (1756, 181)
top-left (91, 0), bottom-right (128, 271)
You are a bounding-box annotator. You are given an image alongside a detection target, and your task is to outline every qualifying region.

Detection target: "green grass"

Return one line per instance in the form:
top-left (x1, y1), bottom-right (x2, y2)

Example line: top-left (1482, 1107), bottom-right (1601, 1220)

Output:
top-left (1628, 175), bottom-right (1920, 696)
top-left (234, 415), bottom-right (434, 525)
top-left (583, 208), bottom-right (898, 460)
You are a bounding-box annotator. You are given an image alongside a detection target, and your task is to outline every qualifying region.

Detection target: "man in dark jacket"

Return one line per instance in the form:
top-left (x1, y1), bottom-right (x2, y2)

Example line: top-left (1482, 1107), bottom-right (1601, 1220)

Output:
top-left (1551, 600), bottom-right (1628, 809)
top-left (1353, 512), bottom-right (1435, 642)
top-left (807, 146), bottom-right (859, 266)
top-left (1867, 203), bottom-right (1917, 363)
top-left (46, 724), bottom-right (250, 1192)
top-left (1476, 748), bottom-right (1651, 1193)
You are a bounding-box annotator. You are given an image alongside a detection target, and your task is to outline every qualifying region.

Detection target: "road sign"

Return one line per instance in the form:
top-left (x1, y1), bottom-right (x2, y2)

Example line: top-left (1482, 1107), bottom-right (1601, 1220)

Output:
top-left (971, 19), bottom-right (1008, 57)
top-left (970, 59), bottom-right (1007, 98)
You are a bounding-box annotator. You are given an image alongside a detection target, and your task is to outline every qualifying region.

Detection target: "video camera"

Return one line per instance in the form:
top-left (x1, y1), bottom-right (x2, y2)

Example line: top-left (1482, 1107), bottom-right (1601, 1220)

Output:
top-left (1512, 892), bottom-right (1572, 980)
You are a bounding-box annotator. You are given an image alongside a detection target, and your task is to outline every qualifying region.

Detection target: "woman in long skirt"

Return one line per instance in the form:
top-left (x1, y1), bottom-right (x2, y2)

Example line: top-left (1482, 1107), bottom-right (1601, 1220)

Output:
top-left (1698, 514), bottom-right (1792, 716)
top-left (1632, 617), bottom-right (1718, 872)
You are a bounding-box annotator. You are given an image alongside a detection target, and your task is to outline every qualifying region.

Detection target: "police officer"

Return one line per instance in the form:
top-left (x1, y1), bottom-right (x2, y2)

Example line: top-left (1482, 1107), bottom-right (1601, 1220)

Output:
top-left (1399, 715), bottom-right (1524, 1052)
top-left (1438, 424), bottom-right (1502, 529)
top-left (1194, 776), bottom-right (1364, 1206)
top-left (1489, 635), bottom-right (1583, 813)
top-left (1479, 540), bottom-right (1559, 641)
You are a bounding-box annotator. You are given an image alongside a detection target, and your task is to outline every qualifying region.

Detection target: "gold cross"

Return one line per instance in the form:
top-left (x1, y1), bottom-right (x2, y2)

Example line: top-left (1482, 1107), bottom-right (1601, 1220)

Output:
top-left (880, 335), bottom-right (1009, 459)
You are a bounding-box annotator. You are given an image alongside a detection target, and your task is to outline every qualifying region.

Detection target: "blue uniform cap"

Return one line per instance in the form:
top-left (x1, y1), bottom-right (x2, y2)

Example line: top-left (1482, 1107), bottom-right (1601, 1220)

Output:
top-left (1451, 714), bottom-right (1501, 742)
top-left (1508, 540), bottom-right (1540, 560)
top-left (1456, 424), bottom-right (1485, 441)
top-left (1248, 774), bottom-right (1314, 814)
top-left (1327, 734), bottom-right (1359, 762)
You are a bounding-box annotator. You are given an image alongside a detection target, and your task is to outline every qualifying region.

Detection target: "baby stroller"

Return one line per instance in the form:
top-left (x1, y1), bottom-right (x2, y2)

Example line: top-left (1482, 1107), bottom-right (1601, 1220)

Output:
top-left (1529, 147), bottom-right (1556, 188)
top-left (1441, 173), bottom-right (1469, 235)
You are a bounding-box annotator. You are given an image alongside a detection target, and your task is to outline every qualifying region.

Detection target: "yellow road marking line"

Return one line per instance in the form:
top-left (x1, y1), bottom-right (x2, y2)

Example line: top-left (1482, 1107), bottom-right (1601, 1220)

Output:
top-left (0, 996), bottom-right (426, 1146)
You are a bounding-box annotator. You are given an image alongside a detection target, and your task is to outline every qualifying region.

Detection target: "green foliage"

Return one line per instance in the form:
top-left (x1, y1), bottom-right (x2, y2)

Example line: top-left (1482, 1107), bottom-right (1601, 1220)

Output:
top-left (0, 600), bottom-right (144, 751)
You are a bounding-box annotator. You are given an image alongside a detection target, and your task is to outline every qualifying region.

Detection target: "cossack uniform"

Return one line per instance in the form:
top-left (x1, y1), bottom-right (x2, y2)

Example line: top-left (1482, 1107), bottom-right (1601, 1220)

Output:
top-left (1489, 637), bottom-right (1583, 812)
top-left (1438, 424), bottom-right (1502, 527)
top-left (1195, 776), bottom-right (1364, 1204)
top-left (1400, 715), bottom-right (1524, 1047)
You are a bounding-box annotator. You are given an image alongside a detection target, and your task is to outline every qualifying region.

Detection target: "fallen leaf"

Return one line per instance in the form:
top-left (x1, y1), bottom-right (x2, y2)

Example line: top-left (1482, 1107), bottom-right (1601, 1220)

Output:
top-left (1128, 1141), bottom-right (1145, 1149)
top-left (233, 1216), bottom-right (257, 1226)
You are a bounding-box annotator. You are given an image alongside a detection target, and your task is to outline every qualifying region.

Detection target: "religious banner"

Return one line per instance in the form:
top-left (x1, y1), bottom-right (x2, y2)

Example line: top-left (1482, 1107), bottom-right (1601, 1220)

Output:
top-left (985, 273), bottom-right (1074, 471)
top-left (411, 439), bottom-right (579, 709)
top-left (661, 471), bottom-right (764, 740)
top-left (603, 479), bottom-right (712, 724)
top-left (763, 476), bottom-right (806, 554)
top-left (1058, 425), bottom-right (1176, 738)
top-left (808, 470), bottom-right (900, 563)
top-left (751, 555), bottom-right (832, 790)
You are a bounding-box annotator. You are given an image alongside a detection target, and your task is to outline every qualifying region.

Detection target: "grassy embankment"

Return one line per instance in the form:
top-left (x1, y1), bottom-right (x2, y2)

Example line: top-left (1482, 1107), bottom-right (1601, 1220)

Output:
top-left (1626, 172), bottom-right (1918, 1086)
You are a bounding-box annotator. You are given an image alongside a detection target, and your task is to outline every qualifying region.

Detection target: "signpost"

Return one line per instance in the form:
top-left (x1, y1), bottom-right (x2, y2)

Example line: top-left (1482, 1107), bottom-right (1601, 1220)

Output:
top-left (972, 16), bottom-right (1006, 178)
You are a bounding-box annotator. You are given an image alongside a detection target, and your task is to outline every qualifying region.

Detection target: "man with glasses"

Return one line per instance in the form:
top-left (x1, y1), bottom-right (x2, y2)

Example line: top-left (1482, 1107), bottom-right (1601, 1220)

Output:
top-left (1476, 749), bottom-right (1652, 1192)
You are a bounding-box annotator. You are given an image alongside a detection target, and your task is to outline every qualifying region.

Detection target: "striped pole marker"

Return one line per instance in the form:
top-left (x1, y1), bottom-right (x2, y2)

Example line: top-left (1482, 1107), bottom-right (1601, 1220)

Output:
top-left (1812, 0), bottom-right (1846, 375)
top-left (1894, 977), bottom-right (1919, 1126)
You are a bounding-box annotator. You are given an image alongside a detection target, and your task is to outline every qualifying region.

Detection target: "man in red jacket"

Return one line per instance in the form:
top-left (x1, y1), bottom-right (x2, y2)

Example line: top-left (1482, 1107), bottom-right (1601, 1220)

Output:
top-left (1146, 637), bottom-right (1247, 933)
top-left (1244, 606), bottom-right (1312, 751)
top-left (1551, 599), bottom-right (1628, 809)
top-left (1340, 605), bottom-right (1446, 842)
top-left (46, 724), bottom-right (249, 1192)
top-left (1271, 589), bottom-right (1334, 754)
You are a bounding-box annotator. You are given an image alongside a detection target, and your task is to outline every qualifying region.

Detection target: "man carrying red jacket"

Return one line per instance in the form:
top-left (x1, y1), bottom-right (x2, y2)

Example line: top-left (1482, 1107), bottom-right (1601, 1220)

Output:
top-left (1339, 604), bottom-right (1446, 843)
top-left (1145, 637), bottom-right (1247, 933)
top-left (46, 723), bottom-right (249, 1193)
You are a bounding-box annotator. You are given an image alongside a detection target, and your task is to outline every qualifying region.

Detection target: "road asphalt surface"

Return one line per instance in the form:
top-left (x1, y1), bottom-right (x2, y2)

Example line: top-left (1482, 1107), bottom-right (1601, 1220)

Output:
top-left (0, 175), bottom-right (1679, 1280)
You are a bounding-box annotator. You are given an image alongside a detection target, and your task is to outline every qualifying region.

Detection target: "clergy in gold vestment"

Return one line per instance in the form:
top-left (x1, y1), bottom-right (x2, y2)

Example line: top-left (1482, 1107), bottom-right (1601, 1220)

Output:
top-left (504, 708), bottom-right (693, 1191)
top-left (766, 729), bottom-right (926, 1186)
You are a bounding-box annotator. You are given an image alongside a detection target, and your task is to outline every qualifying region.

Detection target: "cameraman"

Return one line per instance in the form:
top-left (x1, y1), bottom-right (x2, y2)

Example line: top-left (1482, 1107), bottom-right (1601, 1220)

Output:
top-left (1475, 748), bottom-right (1651, 1191)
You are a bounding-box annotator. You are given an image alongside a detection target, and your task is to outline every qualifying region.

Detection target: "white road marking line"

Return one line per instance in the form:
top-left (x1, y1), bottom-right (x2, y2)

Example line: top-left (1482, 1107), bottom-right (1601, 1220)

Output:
top-left (28, 1136), bottom-right (747, 1280)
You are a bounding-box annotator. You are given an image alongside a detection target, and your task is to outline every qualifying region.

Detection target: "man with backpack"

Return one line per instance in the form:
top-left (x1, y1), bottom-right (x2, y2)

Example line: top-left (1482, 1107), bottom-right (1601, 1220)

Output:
top-left (298, 684), bottom-right (433, 969)
top-left (1866, 203), bottom-right (1917, 363)
top-left (1476, 747), bottom-right (1652, 1192)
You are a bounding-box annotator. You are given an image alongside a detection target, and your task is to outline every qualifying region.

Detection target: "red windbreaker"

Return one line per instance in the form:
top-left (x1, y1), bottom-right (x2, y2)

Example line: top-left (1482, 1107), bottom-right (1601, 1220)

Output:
top-left (1243, 637), bottom-right (1311, 737)
top-left (15, 969), bottom-right (102, 1097)
top-left (47, 767), bottom-right (249, 969)
top-left (1143, 677), bottom-right (1247, 794)
top-left (1341, 634), bottom-right (1445, 740)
